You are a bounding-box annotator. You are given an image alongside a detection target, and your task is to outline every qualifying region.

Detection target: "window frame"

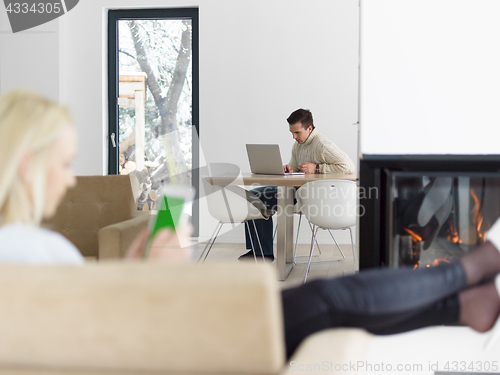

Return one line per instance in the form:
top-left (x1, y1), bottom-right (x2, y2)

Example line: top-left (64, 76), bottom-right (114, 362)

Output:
top-left (107, 8), bottom-right (199, 236)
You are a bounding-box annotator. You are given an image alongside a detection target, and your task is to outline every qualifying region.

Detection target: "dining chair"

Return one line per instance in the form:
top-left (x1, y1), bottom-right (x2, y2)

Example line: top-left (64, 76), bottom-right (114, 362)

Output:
top-left (296, 180), bottom-right (357, 282)
top-left (272, 205), bottom-right (323, 264)
top-left (199, 179), bottom-right (275, 263)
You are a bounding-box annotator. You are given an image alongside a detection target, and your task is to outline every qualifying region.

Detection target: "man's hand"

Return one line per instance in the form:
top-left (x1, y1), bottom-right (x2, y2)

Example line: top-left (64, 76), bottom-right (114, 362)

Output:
top-left (284, 164), bottom-right (293, 173)
top-left (299, 162), bottom-right (317, 174)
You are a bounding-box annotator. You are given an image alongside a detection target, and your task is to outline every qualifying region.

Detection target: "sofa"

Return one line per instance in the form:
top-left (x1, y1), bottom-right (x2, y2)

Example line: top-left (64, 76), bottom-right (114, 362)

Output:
top-left (42, 175), bottom-right (150, 260)
top-left (0, 262), bottom-right (498, 375)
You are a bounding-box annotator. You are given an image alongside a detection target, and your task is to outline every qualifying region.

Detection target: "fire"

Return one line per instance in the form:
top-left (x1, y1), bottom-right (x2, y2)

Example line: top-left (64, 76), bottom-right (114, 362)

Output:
top-left (413, 259), bottom-right (450, 269)
top-left (447, 221), bottom-right (462, 244)
top-left (432, 258), bottom-right (451, 267)
top-left (470, 189), bottom-right (484, 242)
top-left (403, 228), bottom-right (422, 242)
top-left (445, 189), bottom-right (487, 245)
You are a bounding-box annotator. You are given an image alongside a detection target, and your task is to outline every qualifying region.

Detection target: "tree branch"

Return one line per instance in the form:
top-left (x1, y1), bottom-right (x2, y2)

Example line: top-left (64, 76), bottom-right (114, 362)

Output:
top-left (127, 20), bottom-right (165, 114)
top-left (162, 20), bottom-right (192, 134)
top-left (118, 49), bottom-right (136, 60)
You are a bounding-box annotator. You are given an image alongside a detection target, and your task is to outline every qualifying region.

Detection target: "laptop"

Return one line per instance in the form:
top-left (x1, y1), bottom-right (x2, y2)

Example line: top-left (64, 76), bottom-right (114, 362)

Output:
top-left (246, 144), bottom-right (305, 175)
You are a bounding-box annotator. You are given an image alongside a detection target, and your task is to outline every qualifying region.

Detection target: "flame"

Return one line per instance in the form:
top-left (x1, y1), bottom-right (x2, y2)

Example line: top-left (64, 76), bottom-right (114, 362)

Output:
top-left (445, 189), bottom-right (489, 245)
top-left (413, 261), bottom-right (420, 270)
top-left (447, 221), bottom-right (462, 244)
top-left (470, 189), bottom-right (484, 242)
top-left (404, 228), bottom-right (422, 242)
top-left (432, 258), bottom-right (451, 267)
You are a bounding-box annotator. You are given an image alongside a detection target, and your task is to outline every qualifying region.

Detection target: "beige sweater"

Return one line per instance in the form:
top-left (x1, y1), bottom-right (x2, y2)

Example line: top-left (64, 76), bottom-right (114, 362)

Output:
top-left (288, 129), bottom-right (355, 174)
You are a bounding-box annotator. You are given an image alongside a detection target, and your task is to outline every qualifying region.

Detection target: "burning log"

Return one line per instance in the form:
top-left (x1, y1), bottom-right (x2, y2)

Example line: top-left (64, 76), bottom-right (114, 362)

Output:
top-left (432, 258), bottom-right (451, 267)
top-left (403, 227), bottom-right (422, 242)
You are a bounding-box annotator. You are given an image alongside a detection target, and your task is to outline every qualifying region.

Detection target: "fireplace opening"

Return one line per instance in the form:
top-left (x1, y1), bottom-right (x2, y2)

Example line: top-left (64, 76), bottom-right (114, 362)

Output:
top-left (390, 174), bottom-right (500, 268)
top-left (358, 155), bottom-right (500, 269)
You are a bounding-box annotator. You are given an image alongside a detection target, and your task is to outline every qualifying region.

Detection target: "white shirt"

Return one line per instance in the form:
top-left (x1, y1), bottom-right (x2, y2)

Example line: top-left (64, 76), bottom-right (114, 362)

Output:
top-left (0, 224), bottom-right (84, 265)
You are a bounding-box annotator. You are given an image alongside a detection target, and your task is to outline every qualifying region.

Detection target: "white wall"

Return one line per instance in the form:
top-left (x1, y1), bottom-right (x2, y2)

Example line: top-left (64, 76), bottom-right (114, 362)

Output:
top-left (360, 0), bottom-right (500, 155)
top-left (0, 7), bottom-right (59, 100)
top-left (1, 0), bottom-right (360, 244)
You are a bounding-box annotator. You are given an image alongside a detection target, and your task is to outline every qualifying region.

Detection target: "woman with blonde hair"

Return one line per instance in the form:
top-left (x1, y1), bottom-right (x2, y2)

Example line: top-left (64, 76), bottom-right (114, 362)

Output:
top-left (0, 89), bottom-right (189, 263)
top-left (1, 89), bottom-right (500, 357)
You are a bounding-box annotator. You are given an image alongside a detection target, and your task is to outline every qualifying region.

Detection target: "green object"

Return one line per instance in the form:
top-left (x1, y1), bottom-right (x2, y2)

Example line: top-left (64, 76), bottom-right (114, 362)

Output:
top-left (150, 195), bottom-right (185, 239)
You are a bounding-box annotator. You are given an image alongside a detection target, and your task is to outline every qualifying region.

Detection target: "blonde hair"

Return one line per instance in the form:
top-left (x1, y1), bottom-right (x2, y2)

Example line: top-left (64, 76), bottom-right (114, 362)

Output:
top-left (0, 90), bottom-right (72, 225)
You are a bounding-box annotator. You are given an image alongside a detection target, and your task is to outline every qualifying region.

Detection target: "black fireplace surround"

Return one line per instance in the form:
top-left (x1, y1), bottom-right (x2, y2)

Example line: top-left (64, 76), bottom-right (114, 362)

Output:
top-left (359, 155), bottom-right (500, 270)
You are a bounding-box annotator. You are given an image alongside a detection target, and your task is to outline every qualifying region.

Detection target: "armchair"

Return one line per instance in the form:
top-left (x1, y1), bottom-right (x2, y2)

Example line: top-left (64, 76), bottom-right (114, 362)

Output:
top-left (42, 175), bottom-right (150, 259)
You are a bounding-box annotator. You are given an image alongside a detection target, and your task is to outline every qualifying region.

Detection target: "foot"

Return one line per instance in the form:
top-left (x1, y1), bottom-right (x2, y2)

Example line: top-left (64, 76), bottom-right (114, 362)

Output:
top-left (238, 250), bottom-right (274, 262)
top-left (460, 241), bottom-right (500, 286)
top-left (460, 217), bottom-right (500, 286)
top-left (459, 281), bottom-right (500, 333)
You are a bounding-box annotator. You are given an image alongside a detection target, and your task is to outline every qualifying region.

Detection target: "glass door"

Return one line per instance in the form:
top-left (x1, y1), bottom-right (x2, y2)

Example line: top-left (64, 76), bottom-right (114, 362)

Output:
top-left (108, 8), bottom-right (199, 234)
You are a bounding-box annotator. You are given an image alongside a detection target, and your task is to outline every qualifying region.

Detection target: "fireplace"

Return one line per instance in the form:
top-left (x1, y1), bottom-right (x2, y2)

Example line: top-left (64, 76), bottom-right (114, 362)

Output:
top-left (359, 155), bottom-right (500, 269)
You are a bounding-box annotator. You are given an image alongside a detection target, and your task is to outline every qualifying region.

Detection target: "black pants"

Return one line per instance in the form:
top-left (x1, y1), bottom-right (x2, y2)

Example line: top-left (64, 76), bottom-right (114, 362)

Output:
top-left (244, 186), bottom-right (279, 256)
top-left (282, 261), bottom-right (466, 358)
top-left (244, 186), bottom-right (297, 256)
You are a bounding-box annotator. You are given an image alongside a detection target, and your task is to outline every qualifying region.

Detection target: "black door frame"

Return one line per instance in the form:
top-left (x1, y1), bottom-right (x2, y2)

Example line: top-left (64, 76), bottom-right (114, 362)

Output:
top-left (108, 8), bottom-right (199, 236)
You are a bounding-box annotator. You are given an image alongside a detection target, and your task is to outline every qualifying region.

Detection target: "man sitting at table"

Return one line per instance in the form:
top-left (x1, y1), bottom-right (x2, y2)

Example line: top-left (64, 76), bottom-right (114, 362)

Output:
top-left (239, 108), bottom-right (355, 262)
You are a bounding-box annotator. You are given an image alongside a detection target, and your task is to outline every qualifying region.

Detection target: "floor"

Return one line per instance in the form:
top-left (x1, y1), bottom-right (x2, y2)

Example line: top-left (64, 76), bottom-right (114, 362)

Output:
top-left (191, 241), bottom-right (358, 289)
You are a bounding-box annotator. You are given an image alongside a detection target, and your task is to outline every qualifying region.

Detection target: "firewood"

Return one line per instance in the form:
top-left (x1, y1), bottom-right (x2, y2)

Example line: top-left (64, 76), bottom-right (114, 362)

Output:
top-left (119, 155), bottom-right (125, 165)
top-left (138, 191), bottom-right (146, 202)
top-left (125, 161), bottom-right (137, 170)
top-left (138, 184), bottom-right (151, 203)
top-left (129, 169), bottom-right (149, 185)
top-left (148, 198), bottom-right (160, 210)
top-left (121, 168), bottom-right (131, 175)
top-left (142, 202), bottom-right (149, 211)
top-left (149, 189), bottom-right (158, 201)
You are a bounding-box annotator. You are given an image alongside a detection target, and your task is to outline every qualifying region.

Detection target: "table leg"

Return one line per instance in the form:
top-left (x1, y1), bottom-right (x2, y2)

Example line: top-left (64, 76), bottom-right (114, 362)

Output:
top-left (276, 186), bottom-right (294, 280)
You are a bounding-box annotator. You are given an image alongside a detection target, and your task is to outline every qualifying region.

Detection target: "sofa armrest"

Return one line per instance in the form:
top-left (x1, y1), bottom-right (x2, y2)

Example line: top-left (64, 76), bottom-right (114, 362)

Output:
top-left (99, 213), bottom-right (150, 259)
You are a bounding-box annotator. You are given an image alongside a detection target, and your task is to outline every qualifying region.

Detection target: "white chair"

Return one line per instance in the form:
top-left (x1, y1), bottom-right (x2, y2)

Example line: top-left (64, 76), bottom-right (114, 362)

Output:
top-left (296, 180), bottom-right (357, 282)
top-left (199, 179), bottom-right (275, 263)
top-left (293, 206), bottom-right (323, 263)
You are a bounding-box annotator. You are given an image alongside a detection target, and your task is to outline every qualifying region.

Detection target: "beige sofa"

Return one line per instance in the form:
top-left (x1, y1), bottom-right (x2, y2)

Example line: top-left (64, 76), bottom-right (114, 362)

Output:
top-left (0, 262), bottom-right (498, 375)
top-left (0, 262), bottom-right (286, 375)
top-left (42, 175), bottom-right (149, 260)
